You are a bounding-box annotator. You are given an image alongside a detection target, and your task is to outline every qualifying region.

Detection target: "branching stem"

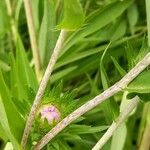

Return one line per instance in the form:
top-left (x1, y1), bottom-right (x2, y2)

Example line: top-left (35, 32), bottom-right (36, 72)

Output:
top-left (92, 96), bottom-right (140, 150)
top-left (34, 53), bottom-right (150, 150)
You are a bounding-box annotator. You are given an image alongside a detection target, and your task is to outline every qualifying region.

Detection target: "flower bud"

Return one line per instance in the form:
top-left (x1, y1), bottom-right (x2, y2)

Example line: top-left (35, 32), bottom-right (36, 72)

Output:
top-left (39, 104), bottom-right (61, 125)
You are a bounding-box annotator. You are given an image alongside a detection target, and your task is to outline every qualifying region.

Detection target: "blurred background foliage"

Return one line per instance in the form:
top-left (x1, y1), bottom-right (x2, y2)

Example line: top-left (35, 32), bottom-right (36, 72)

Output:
top-left (0, 0), bottom-right (150, 150)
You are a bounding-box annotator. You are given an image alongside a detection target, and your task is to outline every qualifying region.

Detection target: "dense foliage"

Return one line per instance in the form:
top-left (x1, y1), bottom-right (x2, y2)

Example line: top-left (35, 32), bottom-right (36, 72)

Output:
top-left (0, 0), bottom-right (150, 150)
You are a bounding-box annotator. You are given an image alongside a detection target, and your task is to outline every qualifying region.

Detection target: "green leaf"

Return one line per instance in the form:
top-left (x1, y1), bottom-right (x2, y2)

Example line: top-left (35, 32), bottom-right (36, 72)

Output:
top-left (126, 70), bottom-right (150, 102)
top-left (86, 74), bottom-right (99, 95)
top-left (111, 56), bottom-right (126, 77)
top-left (82, 0), bottom-right (132, 37)
top-left (51, 141), bottom-right (60, 150)
top-left (58, 141), bottom-right (72, 150)
top-left (111, 123), bottom-right (127, 150)
top-left (12, 98), bottom-right (30, 118)
top-left (127, 3), bottom-right (138, 35)
top-left (100, 45), bottom-right (110, 90)
top-left (62, 0), bottom-right (133, 54)
top-left (61, 133), bottom-right (82, 141)
top-left (0, 73), bottom-right (23, 149)
top-left (56, 45), bottom-right (106, 69)
top-left (50, 66), bottom-right (77, 83)
top-left (9, 53), bottom-right (27, 101)
top-left (57, 0), bottom-right (84, 30)
top-left (16, 38), bottom-right (38, 92)
top-left (100, 44), bottom-right (119, 122)
top-left (126, 70), bottom-right (150, 93)
top-left (110, 19), bottom-right (127, 41)
top-left (67, 124), bottom-right (108, 134)
top-left (38, 0), bottom-right (58, 66)
top-left (125, 42), bottom-right (136, 69)
top-left (0, 123), bottom-right (7, 142)
top-left (62, 54), bottom-right (100, 80)
top-left (0, 59), bottom-right (10, 72)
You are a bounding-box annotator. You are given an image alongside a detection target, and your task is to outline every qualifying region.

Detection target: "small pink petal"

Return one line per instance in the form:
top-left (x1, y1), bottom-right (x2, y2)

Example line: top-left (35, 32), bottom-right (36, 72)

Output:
top-left (39, 104), bottom-right (61, 124)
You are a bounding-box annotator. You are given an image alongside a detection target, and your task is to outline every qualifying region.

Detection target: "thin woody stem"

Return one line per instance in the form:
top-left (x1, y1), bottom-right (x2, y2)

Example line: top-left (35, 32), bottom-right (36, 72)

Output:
top-left (23, 0), bottom-right (41, 80)
top-left (138, 102), bottom-right (150, 150)
top-left (34, 52), bottom-right (150, 150)
top-left (21, 30), bottom-right (67, 149)
top-left (92, 96), bottom-right (140, 150)
top-left (139, 121), bottom-right (150, 150)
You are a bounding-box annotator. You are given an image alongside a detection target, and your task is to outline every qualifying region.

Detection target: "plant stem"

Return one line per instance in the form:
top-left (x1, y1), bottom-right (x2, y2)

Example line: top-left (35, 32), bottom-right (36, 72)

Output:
top-left (34, 52), bottom-right (150, 150)
top-left (138, 103), bottom-right (150, 150)
top-left (5, 0), bottom-right (17, 43)
top-left (137, 102), bottom-right (149, 146)
top-left (23, 0), bottom-right (41, 80)
top-left (139, 122), bottom-right (150, 150)
top-left (92, 96), bottom-right (140, 150)
top-left (21, 30), bottom-right (67, 149)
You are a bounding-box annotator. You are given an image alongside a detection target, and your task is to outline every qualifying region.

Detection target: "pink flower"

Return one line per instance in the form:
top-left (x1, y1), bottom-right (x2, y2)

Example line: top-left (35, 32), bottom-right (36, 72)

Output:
top-left (39, 104), bottom-right (61, 124)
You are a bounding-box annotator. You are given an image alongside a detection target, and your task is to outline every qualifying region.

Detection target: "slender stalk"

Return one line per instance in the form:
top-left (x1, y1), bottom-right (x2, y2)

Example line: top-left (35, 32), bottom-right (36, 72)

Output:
top-left (23, 0), bottom-right (41, 80)
top-left (92, 96), bottom-right (140, 150)
top-left (137, 102), bottom-right (149, 146)
top-left (5, 0), bottom-right (17, 42)
top-left (138, 103), bottom-right (150, 150)
top-left (139, 122), bottom-right (150, 150)
top-left (34, 53), bottom-right (150, 150)
top-left (21, 30), bottom-right (67, 148)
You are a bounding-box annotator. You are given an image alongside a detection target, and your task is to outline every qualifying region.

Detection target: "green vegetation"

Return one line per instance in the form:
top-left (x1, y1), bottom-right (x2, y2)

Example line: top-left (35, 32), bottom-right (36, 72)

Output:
top-left (0, 0), bottom-right (150, 150)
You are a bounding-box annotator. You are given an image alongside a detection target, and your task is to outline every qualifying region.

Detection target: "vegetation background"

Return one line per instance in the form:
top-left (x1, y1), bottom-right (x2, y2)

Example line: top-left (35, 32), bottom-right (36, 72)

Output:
top-left (0, 0), bottom-right (150, 150)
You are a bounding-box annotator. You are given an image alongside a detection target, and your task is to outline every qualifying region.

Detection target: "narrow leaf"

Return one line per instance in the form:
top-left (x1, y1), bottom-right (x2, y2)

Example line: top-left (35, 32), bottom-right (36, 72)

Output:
top-left (58, 0), bottom-right (84, 30)
top-left (0, 71), bottom-right (24, 141)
